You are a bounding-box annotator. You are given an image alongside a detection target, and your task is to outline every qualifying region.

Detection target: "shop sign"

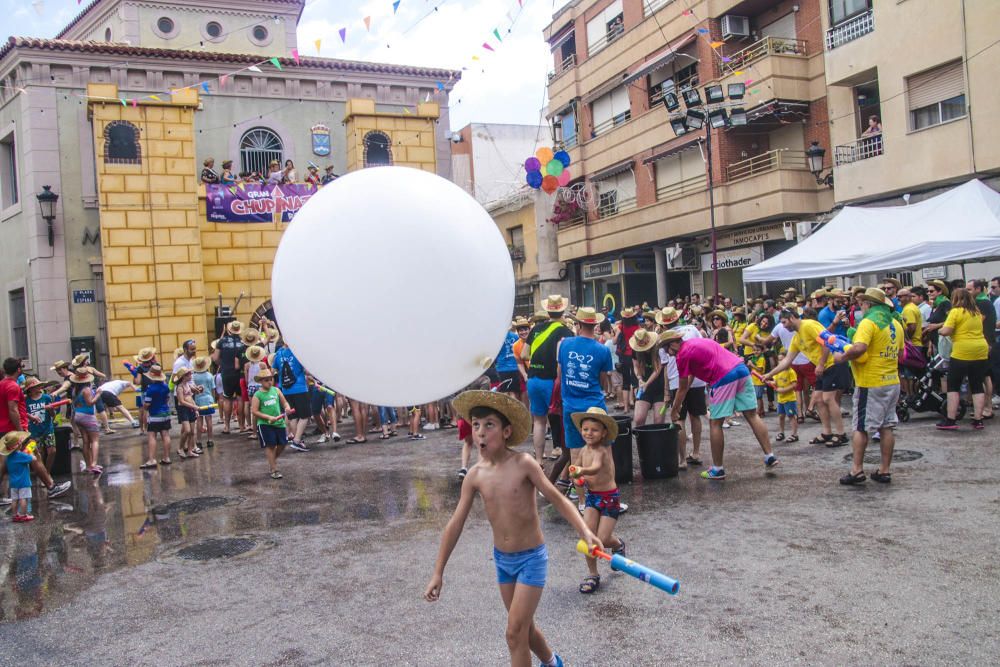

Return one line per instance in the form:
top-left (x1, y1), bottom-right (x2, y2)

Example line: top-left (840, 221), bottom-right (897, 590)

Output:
top-left (921, 266), bottom-right (947, 280)
top-left (311, 124), bottom-right (331, 156)
top-left (582, 260), bottom-right (620, 280)
top-left (622, 258), bottom-right (655, 274)
top-left (700, 245), bottom-right (763, 272)
top-left (714, 222), bottom-right (786, 250)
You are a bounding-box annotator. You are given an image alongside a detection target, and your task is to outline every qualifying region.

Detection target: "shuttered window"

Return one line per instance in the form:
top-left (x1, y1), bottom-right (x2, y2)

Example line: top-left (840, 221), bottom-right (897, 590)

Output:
top-left (586, 0), bottom-right (624, 56)
top-left (591, 85), bottom-right (631, 136)
top-left (907, 61), bottom-right (966, 130)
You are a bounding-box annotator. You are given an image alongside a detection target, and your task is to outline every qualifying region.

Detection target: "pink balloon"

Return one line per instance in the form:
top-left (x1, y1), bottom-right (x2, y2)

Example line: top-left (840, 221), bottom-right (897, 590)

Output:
top-left (557, 169), bottom-right (571, 187)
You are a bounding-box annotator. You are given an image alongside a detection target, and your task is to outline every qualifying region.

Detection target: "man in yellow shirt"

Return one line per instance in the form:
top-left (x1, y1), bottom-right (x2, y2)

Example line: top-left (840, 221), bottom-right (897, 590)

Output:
top-left (834, 288), bottom-right (904, 485)
top-left (766, 310), bottom-right (851, 447)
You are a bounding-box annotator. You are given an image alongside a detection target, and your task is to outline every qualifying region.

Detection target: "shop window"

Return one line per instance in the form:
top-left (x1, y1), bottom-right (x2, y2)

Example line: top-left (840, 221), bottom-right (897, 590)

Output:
top-left (363, 131), bottom-right (393, 167)
top-left (1, 130), bottom-right (20, 207)
top-left (104, 121), bottom-right (141, 165)
top-left (9, 288), bottom-right (28, 359)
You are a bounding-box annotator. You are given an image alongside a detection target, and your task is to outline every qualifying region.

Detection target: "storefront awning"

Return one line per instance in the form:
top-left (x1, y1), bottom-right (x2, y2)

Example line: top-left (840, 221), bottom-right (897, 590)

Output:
top-left (549, 27), bottom-right (575, 52)
top-left (592, 159), bottom-right (634, 181)
top-left (623, 34), bottom-right (696, 86)
top-left (642, 138), bottom-right (702, 164)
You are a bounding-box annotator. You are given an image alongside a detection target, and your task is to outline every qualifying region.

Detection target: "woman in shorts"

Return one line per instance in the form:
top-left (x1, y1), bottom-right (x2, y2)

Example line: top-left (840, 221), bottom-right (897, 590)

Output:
top-left (69, 367), bottom-right (103, 475)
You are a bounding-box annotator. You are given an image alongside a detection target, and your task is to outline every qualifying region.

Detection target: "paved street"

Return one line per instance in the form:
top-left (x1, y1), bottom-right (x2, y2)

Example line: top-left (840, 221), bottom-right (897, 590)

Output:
top-left (1, 410), bottom-right (999, 666)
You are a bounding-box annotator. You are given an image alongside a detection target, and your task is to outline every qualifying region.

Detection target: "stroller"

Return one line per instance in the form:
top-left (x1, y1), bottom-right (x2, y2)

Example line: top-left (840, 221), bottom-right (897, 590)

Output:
top-left (896, 353), bottom-right (967, 422)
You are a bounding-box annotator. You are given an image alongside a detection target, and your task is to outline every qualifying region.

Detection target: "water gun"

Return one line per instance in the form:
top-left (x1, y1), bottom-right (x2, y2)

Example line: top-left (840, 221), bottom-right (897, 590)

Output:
top-left (46, 398), bottom-right (71, 410)
top-left (749, 369), bottom-right (776, 389)
top-left (575, 540), bottom-right (679, 595)
top-left (22, 439), bottom-right (38, 456)
top-left (817, 330), bottom-right (852, 354)
top-left (313, 382), bottom-right (336, 397)
top-left (123, 360), bottom-right (140, 378)
top-left (567, 465), bottom-right (586, 486)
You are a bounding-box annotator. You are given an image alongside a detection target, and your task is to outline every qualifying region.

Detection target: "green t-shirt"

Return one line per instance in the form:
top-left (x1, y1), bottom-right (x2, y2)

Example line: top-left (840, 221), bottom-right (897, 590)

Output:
top-left (254, 386), bottom-right (285, 428)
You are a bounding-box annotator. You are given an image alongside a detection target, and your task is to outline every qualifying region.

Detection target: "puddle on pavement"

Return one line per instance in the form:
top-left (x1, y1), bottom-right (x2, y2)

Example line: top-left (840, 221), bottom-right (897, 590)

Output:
top-left (0, 451), bottom-right (459, 622)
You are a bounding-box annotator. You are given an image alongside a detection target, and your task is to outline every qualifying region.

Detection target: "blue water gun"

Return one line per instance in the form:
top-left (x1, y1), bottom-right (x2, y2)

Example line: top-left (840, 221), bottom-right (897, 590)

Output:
top-left (816, 330), bottom-right (852, 354)
top-left (576, 540), bottom-right (679, 595)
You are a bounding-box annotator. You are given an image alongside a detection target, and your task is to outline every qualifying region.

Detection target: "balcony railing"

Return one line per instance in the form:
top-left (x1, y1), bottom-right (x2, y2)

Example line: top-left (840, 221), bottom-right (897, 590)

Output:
top-left (723, 36), bottom-right (807, 74)
top-left (592, 110), bottom-right (631, 137)
top-left (597, 193), bottom-right (637, 219)
top-left (826, 9), bottom-right (874, 49)
top-left (549, 53), bottom-right (577, 82)
top-left (508, 245), bottom-right (526, 261)
top-left (587, 21), bottom-right (625, 57)
top-left (655, 173), bottom-right (707, 202)
top-left (834, 134), bottom-right (884, 166)
top-left (562, 134), bottom-right (578, 149)
top-left (649, 72), bottom-right (699, 108)
top-left (726, 148), bottom-right (807, 181)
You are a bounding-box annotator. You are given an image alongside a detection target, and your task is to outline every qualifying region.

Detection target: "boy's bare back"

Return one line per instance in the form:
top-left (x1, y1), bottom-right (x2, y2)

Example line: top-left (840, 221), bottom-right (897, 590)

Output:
top-left (466, 450), bottom-right (545, 552)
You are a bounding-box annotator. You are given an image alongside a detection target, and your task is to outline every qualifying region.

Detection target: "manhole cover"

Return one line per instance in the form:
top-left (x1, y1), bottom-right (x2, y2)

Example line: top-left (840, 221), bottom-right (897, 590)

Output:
top-left (176, 537), bottom-right (259, 561)
top-left (842, 449), bottom-right (923, 465)
top-left (151, 496), bottom-right (241, 517)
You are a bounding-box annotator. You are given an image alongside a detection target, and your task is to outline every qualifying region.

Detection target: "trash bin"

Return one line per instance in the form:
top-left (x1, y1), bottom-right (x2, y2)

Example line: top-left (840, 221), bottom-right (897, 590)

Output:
top-left (634, 423), bottom-right (678, 480)
top-left (611, 415), bottom-right (633, 485)
top-left (52, 425), bottom-right (73, 477)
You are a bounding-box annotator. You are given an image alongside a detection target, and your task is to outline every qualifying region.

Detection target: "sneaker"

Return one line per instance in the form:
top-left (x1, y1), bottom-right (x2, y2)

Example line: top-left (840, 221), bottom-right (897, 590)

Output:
top-left (764, 455), bottom-right (780, 469)
top-left (270, 471), bottom-right (283, 479)
top-left (971, 419), bottom-right (984, 430)
top-left (872, 432), bottom-right (881, 442)
top-left (700, 468), bottom-right (726, 480)
top-left (288, 441), bottom-right (310, 452)
top-left (409, 433), bottom-right (426, 440)
top-left (422, 423), bottom-right (435, 431)
top-left (551, 653), bottom-right (564, 667)
top-left (131, 420), bottom-right (140, 428)
top-left (207, 440), bottom-right (214, 448)
top-left (567, 488), bottom-right (578, 501)
top-left (0, 497), bottom-right (11, 506)
top-left (722, 421), bottom-right (731, 429)
top-left (47, 481), bottom-right (71, 499)
top-left (935, 418), bottom-right (959, 430)
top-left (618, 502), bottom-right (629, 514)
top-left (331, 432), bottom-right (341, 442)
top-left (318, 433), bottom-right (329, 443)
top-left (78, 460), bottom-right (87, 472)
top-left (194, 446), bottom-right (204, 454)
top-left (21, 514), bottom-right (34, 522)
top-left (458, 467), bottom-right (468, 479)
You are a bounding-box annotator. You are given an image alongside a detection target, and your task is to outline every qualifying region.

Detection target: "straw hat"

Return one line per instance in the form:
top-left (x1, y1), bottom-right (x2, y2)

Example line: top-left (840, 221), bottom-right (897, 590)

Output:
top-left (828, 288), bottom-right (846, 298)
top-left (512, 317), bottom-right (531, 329)
top-left (570, 407), bottom-right (619, 444)
top-left (22, 376), bottom-right (44, 392)
top-left (69, 368), bottom-right (95, 384)
top-left (192, 356), bottom-right (211, 373)
top-left (452, 390), bottom-right (531, 445)
top-left (71, 353), bottom-right (90, 368)
top-left (708, 309), bottom-right (729, 323)
top-left (927, 279), bottom-right (949, 296)
top-left (264, 327), bottom-right (281, 344)
top-left (655, 307), bottom-right (680, 326)
top-left (689, 305), bottom-right (704, 316)
top-left (542, 294), bottom-right (569, 313)
top-left (574, 307), bottom-right (605, 325)
top-left (620, 307), bottom-right (638, 319)
top-left (173, 347), bottom-right (184, 360)
top-left (857, 287), bottom-right (894, 308)
top-left (810, 289), bottom-right (830, 300)
top-left (143, 364), bottom-right (167, 382)
top-left (629, 328), bottom-right (658, 352)
top-left (267, 353), bottom-right (276, 368)
top-left (850, 285), bottom-right (866, 295)
top-left (173, 367), bottom-right (193, 382)
top-left (50, 360), bottom-right (70, 372)
top-left (732, 306), bottom-right (747, 317)
top-left (210, 339), bottom-right (219, 351)
top-left (137, 347), bottom-right (157, 362)
top-left (241, 328), bottom-right (262, 345)
top-left (245, 345), bottom-right (267, 363)
top-left (226, 320), bottom-right (244, 335)
top-left (530, 310), bottom-right (548, 324)
top-left (883, 277), bottom-right (902, 290)
top-left (658, 329), bottom-right (684, 345)
top-left (1, 431), bottom-right (31, 457)
top-left (254, 368), bottom-right (276, 383)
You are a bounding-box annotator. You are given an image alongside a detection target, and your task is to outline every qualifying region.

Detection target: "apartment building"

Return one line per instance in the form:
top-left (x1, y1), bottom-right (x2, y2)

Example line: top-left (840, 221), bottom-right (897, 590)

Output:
top-left (544, 0), bottom-right (834, 304)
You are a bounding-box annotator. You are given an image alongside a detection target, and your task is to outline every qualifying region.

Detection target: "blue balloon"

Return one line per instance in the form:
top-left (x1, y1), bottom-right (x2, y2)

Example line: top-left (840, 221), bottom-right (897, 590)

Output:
top-left (554, 150), bottom-right (571, 168)
top-left (526, 170), bottom-right (543, 188)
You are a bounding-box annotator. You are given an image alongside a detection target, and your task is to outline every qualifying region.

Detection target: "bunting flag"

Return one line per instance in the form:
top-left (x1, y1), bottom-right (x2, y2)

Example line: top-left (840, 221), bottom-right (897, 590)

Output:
top-left (150, 94), bottom-right (161, 101)
top-left (219, 76), bottom-right (228, 87)
top-left (721, 57), bottom-right (731, 63)
top-left (315, 38), bottom-right (322, 54)
top-left (270, 57), bottom-right (282, 71)
top-left (682, 9), bottom-right (692, 16)
top-left (248, 65), bottom-right (262, 72)
top-left (697, 28), bottom-right (709, 34)
top-left (403, 107), bottom-right (412, 114)
top-left (131, 99), bottom-right (138, 107)
top-left (734, 70), bottom-right (745, 76)
top-left (237, 182), bottom-right (245, 191)
top-left (393, 0), bottom-right (401, 13)
top-left (364, 16), bottom-right (371, 31)
top-left (339, 28), bottom-right (347, 43)
top-left (201, 81), bottom-right (210, 93)
top-left (119, 98), bottom-right (126, 106)
top-left (710, 41), bottom-right (724, 48)
top-left (482, 42), bottom-right (494, 51)
top-left (472, 55), bottom-right (480, 61)
top-left (291, 48), bottom-right (300, 65)
top-left (493, 28), bottom-right (502, 42)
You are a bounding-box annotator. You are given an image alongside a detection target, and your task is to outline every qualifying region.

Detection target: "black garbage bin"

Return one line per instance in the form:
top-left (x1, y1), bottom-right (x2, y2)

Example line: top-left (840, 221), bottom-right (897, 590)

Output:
top-left (52, 425), bottom-right (73, 477)
top-left (634, 423), bottom-right (678, 479)
top-left (611, 415), bottom-right (633, 485)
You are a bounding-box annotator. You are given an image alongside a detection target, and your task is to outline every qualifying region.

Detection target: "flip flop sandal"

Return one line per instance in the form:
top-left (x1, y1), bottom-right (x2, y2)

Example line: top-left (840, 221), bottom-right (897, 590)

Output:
top-left (775, 433), bottom-right (785, 441)
top-left (579, 575), bottom-right (600, 594)
top-left (809, 434), bottom-right (832, 445)
top-left (826, 434), bottom-right (849, 447)
top-left (686, 456), bottom-right (702, 466)
top-left (796, 416), bottom-right (805, 424)
top-left (177, 450), bottom-right (188, 459)
top-left (139, 461), bottom-right (158, 469)
top-left (159, 459), bottom-right (172, 465)
top-left (785, 435), bottom-right (799, 443)
top-left (345, 437), bottom-right (367, 444)
top-left (379, 434), bottom-right (391, 440)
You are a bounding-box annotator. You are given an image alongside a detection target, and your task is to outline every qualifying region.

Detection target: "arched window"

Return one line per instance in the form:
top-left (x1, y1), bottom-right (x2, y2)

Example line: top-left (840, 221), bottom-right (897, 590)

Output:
top-left (105, 27), bottom-right (112, 42)
top-left (363, 131), bottom-right (392, 167)
top-left (104, 121), bottom-right (141, 164)
top-left (240, 127), bottom-right (283, 177)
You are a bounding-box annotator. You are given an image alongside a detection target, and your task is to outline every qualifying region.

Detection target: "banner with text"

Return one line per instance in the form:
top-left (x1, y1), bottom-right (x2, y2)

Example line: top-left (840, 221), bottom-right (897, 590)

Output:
top-left (206, 183), bottom-right (317, 223)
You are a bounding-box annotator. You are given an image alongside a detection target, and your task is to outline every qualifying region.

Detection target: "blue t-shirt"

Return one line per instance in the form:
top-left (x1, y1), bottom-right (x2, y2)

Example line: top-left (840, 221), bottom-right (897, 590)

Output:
top-left (26, 393), bottom-right (54, 438)
top-left (558, 336), bottom-right (613, 407)
top-left (495, 332), bottom-right (520, 373)
top-left (6, 450), bottom-right (33, 489)
top-left (144, 381), bottom-right (171, 417)
top-left (192, 371), bottom-right (216, 407)
top-left (273, 347), bottom-right (307, 395)
top-left (818, 306), bottom-right (849, 338)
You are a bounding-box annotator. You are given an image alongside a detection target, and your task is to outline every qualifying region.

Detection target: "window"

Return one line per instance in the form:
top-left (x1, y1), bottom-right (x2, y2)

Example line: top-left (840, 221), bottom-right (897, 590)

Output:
top-left (157, 17), bottom-right (174, 34)
top-left (655, 147), bottom-right (706, 201)
top-left (206, 22), bottom-right (222, 38)
top-left (561, 109), bottom-right (577, 148)
top-left (829, 0), bottom-right (870, 25)
top-left (643, 0), bottom-right (673, 17)
top-left (586, 0), bottom-right (624, 56)
top-left (649, 59), bottom-right (698, 107)
top-left (363, 131), bottom-right (393, 167)
top-left (908, 61), bottom-right (966, 131)
top-left (9, 288), bottom-right (28, 360)
top-left (591, 85), bottom-right (631, 137)
top-left (105, 27), bottom-right (112, 41)
top-left (240, 128), bottom-right (283, 176)
top-left (595, 170), bottom-right (636, 218)
top-left (0, 130), bottom-right (18, 209)
top-left (509, 226), bottom-right (525, 260)
top-left (104, 121), bottom-right (141, 165)
top-left (251, 25), bottom-right (270, 44)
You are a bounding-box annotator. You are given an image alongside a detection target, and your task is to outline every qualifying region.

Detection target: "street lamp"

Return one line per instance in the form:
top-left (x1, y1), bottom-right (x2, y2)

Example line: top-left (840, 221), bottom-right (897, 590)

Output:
top-left (36, 185), bottom-right (58, 247)
top-left (806, 141), bottom-right (833, 186)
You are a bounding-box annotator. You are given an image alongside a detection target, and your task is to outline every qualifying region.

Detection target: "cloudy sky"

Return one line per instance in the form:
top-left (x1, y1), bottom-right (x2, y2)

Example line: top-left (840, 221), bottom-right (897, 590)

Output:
top-left (3, 0), bottom-right (566, 130)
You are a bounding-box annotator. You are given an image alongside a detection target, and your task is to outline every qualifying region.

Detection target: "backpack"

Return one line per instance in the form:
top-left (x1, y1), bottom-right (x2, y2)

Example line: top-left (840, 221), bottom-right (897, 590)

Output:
top-left (279, 353), bottom-right (297, 390)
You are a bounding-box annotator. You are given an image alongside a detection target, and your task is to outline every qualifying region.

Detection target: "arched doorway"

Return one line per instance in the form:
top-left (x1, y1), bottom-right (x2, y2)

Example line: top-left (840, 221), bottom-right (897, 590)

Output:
top-left (251, 300), bottom-right (276, 331)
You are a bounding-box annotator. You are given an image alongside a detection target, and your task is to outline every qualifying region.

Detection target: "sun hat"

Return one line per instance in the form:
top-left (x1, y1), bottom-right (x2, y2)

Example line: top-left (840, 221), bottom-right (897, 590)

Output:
top-left (850, 285), bottom-right (865, 295)
top-left (210, 339), bottom-right (219, 351)
top-left (50, 360), bottom-right (70, 372)
top-left (657, 329), bottom-right (684, 345)
top-left (22, 377), bottom-right (44, 392)
top-left (71, 353), bottom-right (90, 368)
top-left (689, 305), bottom-right (704, 316)
top-left (254, 368), bottom-right (276, 383)
top-left (452, 390), bottom-right (531, 446)
top-left (927, 279), bottom-right (949, 296)
top-left (629, 328), bottom-right (658, 352)
top-left (226, 320), bottom-right (244, 335)
top-left (1, 431), bottom-right (31, 457)
top-left (143, 364), bottom-right (167, 382)
top-left (69, 368), bottom-right (95, 384)
top-left (192, 356), bottom-right (211, 373)
top-left (173, 347), bottom-right (184, 360)
top-left (512, 316), bottom-right (531, 329)
top-left (173, 367), bottom-right (193, 382)
top-left (245, 345), bottom-right (267, 363)
top-left (708, 309), bottom-right (729, 323)
top-left (264, 327), bottom-right (280, 343)
top-left (542, 294), bottom-right (569, 313)
top-left (570, 407), bottom-right (619, 444)
top-left (530, 310), bottom-right (548, 324)
top-left (810, 289), bottom-right (830, 300)
top-left (137, 347), bottom-right (157, 362)
top-left (883, 277), bottom-right (902, 290)
top-left (655, 307), bottom-right (680, 326)
top-left (267, 353), bottom-right (276, 368)
top-left (573, 307), bottom-right (605, 325)
top-left (857, 287), bottom-right (894, 308)
top-left (241, 328), bottom-right (262, 345)
top-left (620, 307), bottom-right (638, 319)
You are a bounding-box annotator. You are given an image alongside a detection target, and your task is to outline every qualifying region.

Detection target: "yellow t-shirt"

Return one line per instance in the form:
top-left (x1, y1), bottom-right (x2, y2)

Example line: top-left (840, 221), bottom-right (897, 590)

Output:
top-left (773, 369), bottom-right (798, 403)
top-left (732, 321), bottom-right (748, 354)
top-left (741, 322), bottom-right (761, 355)
top-left (790, 319), bottom-right (833, 369)
top-left (749, 356), bottom-right (766, 386)
top-left (943, 307), bottom-right (989, 361)
top-left (901, 302), bottom-right (923, 347)
top-left (850, 318), bottom-right (904, 387)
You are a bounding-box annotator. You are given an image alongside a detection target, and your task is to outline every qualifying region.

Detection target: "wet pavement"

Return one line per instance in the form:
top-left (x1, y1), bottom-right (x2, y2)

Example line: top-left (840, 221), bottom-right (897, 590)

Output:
top-left (1, 409), bottom-right (999, 665)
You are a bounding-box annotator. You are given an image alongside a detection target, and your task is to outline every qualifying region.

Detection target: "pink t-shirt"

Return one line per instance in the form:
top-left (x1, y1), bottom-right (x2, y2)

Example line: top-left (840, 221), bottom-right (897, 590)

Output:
top-left (675, 337), bottom-right (742, 386)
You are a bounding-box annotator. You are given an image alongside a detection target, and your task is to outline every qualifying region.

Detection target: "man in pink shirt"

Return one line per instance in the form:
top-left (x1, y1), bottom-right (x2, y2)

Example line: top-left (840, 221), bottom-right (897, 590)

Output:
top-left (660, 332), bottom-right (779, 480)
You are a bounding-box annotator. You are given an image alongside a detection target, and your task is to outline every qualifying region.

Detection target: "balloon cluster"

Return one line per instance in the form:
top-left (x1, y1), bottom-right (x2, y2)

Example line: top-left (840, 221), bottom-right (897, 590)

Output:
top-left (525, 147), bottom-right (572, 194)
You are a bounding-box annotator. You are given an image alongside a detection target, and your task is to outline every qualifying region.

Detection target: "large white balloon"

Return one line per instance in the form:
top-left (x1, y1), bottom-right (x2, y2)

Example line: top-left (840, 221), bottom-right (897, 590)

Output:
top-left (271, 166), bottom-right (514, 406)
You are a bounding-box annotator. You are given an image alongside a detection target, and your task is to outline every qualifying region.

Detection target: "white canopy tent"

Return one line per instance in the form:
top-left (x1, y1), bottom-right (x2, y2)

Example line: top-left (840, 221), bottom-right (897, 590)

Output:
top-left (743, 179), bottom-right (1000, 282)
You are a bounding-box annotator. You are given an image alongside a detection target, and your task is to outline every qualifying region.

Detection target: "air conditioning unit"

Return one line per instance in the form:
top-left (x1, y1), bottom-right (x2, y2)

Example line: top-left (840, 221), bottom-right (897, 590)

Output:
top-left (721, 15), bottom-right (751, 39)
top-left (665, 244), bottom-right (700, 271)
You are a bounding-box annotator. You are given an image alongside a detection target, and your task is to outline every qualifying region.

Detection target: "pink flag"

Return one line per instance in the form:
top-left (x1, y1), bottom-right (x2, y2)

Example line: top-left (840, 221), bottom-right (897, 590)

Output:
top-left (482, 42), bottom-right (494, 51)
top-left (291, 48), bottom-right (300, 64)
top-left (339, 27), bottom-right (347, 43)
top-left (219, 75), bottom-right (228, 87)
top-left (364, 16), bottom-right (371, 31)
top-left (131, 99), bottom-right (137, 108)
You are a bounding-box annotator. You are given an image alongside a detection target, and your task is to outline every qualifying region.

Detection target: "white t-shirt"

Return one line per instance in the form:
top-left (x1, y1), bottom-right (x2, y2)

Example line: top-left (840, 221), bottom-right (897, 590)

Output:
top-left (172, 355), bottom-right (194, 377)
top-left (97, 379), bottom-right (132, 396)
top-left (772, 322), bottom-right (809, 365)
top-left (660, 325), bottom-right (707, 390)
top-left (918, 301), bottom-right (932, 322)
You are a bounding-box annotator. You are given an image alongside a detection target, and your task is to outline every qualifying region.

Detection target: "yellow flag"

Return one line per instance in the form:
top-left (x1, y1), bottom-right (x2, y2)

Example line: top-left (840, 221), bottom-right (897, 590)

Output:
top-left (314, 38), bottom-right (322, 54)
top-left (710, 41), bottom-right (724, 48)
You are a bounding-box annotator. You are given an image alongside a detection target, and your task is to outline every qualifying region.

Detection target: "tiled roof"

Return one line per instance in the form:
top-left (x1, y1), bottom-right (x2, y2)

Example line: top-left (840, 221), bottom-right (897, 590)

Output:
top-left (0, 36), bottom-right (461, 81)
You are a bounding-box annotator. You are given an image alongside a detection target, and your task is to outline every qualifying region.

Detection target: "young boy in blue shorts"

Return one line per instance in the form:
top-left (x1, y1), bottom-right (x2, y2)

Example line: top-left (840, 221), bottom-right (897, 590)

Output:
top-left (2, 432), bottom-right (37, 522)
top-left (425, 390), bottom-right (602, 667)
top-left (773, 368), bottom-right (799, 443)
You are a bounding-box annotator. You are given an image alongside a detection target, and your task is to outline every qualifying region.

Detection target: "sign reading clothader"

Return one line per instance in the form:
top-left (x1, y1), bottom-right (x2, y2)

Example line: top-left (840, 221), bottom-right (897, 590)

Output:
top-left (206, 184), bottom-right (317, 223)
top-left (524, 147), bottom-right (572, 194)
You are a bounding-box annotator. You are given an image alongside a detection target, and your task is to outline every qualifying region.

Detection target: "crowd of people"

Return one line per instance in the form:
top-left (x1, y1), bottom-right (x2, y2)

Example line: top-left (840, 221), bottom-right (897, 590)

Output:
top-left (200, 158), bottom-right (339, 187)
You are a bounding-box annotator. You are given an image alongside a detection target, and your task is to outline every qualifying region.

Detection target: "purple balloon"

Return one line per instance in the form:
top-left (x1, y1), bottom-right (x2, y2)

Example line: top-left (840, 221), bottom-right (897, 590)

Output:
top-left (525, 157), bottom-right (541, 172)
top-left (526, 170), bottom-right (544, 188)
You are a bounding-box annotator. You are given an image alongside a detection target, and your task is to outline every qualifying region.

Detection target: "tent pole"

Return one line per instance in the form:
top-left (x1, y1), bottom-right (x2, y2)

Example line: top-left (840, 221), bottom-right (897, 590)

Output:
top-left (961, 263), bottom-right (967, 281)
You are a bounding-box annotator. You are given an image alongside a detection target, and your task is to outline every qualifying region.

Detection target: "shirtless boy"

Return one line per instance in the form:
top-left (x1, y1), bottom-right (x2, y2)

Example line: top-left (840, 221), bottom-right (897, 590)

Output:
top-left (425, 390), bottom-right (602, 667)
